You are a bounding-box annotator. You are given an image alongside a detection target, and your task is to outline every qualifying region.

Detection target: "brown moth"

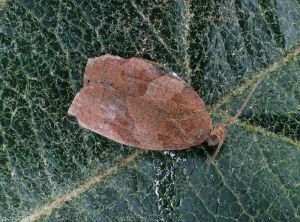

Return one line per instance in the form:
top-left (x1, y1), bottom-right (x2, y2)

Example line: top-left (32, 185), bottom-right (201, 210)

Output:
top-left (68, 55), bottom-right (260, 169)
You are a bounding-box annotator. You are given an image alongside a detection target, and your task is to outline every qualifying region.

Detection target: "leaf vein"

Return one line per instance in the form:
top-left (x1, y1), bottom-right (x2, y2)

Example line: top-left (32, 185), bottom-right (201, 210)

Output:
top-left (128, 0), bottom-right (178, 63)
top-left (19, 150), bottom-right (143, 222)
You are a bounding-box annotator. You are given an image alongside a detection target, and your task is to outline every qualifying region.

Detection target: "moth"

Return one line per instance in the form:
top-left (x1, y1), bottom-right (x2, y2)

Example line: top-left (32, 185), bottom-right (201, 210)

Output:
top-left (68, 55), bottom-right (260, 169)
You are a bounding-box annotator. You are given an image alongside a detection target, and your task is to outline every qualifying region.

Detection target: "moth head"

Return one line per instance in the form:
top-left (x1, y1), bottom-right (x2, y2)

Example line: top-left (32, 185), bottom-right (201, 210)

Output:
top-left (206, 124), bottom-right (227, 146)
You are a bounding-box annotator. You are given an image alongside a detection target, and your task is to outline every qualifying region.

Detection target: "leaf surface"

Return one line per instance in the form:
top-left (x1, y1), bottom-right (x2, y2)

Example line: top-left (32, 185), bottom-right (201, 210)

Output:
top-left (1, 0), bottom-right (300, 221)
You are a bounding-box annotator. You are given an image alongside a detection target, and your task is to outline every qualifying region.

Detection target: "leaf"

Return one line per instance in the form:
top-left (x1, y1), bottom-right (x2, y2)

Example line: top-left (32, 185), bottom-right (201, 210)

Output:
top-left (1, 0), bottom-right (300, 221)
top-left (220, 54), bottom-right (300, 140)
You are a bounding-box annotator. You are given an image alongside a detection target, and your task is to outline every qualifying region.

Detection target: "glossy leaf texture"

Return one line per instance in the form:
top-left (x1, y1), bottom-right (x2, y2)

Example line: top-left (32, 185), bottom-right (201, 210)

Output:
top-left (1, 0), bottom-right (300, 221)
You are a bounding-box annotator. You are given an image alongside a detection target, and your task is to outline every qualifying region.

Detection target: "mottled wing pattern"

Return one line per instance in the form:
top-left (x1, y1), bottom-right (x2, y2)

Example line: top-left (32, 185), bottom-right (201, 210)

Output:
top-left (68, 55), bottom-right (212, 150)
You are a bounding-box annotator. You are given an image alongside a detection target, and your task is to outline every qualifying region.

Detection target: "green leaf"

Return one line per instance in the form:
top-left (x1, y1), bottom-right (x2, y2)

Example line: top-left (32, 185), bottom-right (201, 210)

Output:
top-left (1, 0), bottom-right (300, 221)
top-left (220, 54), bottom-right (300, 140)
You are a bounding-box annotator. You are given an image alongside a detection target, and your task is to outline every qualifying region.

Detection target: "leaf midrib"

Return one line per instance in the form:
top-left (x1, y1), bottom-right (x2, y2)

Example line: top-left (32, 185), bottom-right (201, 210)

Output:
top-left (211, 44), bottom-right (300, 113)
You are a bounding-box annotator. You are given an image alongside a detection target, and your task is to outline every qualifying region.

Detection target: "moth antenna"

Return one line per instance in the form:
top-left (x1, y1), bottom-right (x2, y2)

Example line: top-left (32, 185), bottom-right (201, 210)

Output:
top-left (206, 78), bottom-right (263, 173)
top-left (206, 78), bottom-right (262, 173)
top-left (226, 78), bottom-right (263, 126)
top-left (206, 138), bottom-right (224, 173)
